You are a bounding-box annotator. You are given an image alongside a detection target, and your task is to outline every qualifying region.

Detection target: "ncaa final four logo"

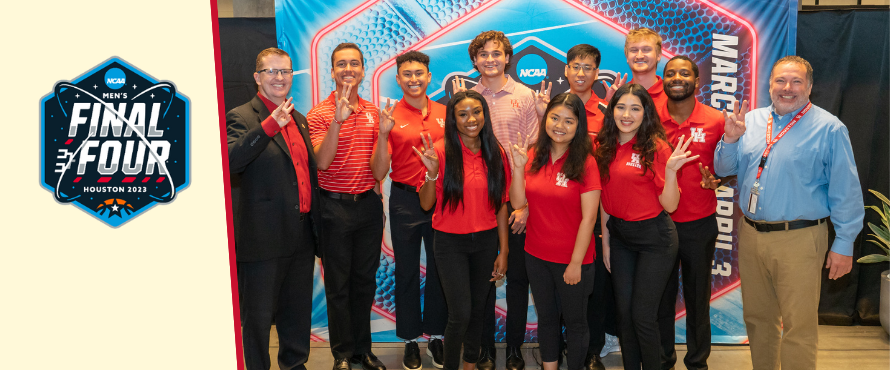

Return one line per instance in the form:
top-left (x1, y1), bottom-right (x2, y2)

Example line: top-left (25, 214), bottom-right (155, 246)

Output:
top-left (39, 57), bottom-right (190, 227)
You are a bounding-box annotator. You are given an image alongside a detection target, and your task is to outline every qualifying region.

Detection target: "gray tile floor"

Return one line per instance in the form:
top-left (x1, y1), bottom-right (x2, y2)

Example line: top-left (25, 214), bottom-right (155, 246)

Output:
top-left (263, 325), bottom-right (889, 369)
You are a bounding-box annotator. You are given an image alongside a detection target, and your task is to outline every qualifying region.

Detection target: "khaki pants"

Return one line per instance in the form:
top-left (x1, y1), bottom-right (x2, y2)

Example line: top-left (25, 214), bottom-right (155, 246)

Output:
top-left (738, 219), bottom-right (829, 370)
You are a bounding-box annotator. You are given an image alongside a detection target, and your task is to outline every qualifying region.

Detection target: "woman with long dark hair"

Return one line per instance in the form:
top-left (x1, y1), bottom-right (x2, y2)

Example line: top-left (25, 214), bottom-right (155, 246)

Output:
top-left (415, 90), bottom-right (511, 370)
top-left (508, 93), bottom-right (602, 370)
top-left (594, 84), bottom-right (698, 370)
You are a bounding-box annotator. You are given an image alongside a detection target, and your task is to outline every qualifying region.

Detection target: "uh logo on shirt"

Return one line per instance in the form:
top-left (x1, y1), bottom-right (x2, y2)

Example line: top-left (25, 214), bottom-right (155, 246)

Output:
top-left (626, 153), bottom-right (642, 169)
top-left (691, 127), bottom-right (706, 143)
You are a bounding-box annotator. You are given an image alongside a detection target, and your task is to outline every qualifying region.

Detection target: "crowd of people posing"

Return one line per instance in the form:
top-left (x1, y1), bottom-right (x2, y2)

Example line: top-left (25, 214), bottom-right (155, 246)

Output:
top-left (229, 25), bottom-right (863, 370)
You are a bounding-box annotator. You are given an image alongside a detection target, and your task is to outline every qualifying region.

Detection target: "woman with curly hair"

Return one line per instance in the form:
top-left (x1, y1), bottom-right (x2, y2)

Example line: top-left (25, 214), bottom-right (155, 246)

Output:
top-left (508, 92), bottom-right (602, 370)
top-left (415, 90), bottom-right (511, 370)
top-left (594, 83), bottom-right (698, 370)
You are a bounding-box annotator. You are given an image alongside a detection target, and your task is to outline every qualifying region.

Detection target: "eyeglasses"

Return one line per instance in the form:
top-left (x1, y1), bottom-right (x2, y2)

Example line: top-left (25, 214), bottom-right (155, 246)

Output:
top-left (257, 69), bottom-right (294, 76)
top-left (568, 64), bottom-right (596, 73)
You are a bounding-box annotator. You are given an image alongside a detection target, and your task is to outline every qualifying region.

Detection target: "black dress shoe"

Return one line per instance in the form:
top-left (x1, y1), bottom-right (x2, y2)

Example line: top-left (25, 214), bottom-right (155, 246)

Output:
top-left (476, 347), bottom-right (496, 370)
top-left (333, 358), bottom-right (350, 370)
top-left (351, 352), bottom-right (386, 370)
top-left (426, 338), bottom-right (444, 368)
top-left (403, 342), bottom-right (421, 370)
top-left (584, 352), bottom-right (606, 370)
top-left (505, 346), bottom-right (525, 370)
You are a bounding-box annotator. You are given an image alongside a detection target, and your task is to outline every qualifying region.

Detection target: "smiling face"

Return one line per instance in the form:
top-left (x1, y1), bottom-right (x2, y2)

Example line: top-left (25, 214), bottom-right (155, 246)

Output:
top-left (546, 104), bottom-right (579, 145)
top-left (253, 54), bottom-right (292, 104)
top-left (769, 61), bottom-right (812, 116)
top-left (612, 93), bottom-right (645, 141)
top-left (564, 56), bottom-right (599, 95)
top-left (454, 98), bottom-right (485, 141)
top-left (663, 58), bottom-right (699, 101)
top-left (331, 48), bottom-right (365, 91)
top-left (396, 61), bottom-right (431, 100)
top-left (474, 40), bottom-right (509, 79)
top-left (625, 38), bottom-right (661, 76)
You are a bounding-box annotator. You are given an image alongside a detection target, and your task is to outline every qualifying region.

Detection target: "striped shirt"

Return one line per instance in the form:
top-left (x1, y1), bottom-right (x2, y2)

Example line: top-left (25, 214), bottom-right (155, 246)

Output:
top-left (472, 75), bottom-right (539, 171)
top-left (307, 92), bottom-right (379, 194)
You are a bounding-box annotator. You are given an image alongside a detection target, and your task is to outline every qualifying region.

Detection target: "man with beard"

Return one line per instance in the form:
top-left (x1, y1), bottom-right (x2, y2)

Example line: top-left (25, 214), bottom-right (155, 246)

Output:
top-left (714, 56), bottom-right (863, 370)
top-left (307, 42), bottom-right (386, 370)
top-left (655, 56), bottom-right (724, 370)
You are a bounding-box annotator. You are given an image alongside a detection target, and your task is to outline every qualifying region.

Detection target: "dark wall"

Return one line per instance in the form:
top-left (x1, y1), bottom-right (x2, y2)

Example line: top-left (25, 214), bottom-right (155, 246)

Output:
top-left (217, 11), bottom-right (890, 325)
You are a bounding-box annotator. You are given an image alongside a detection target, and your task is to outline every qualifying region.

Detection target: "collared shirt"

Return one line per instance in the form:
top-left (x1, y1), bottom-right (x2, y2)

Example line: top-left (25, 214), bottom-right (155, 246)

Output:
top-left (432, 139), bottom-right (511, 234)
top-left (257, 93), bottom-right (312, 212)
top-left (307, 91), bottom-right (379, 194)
top-left (584, 93), bottom-right (607, 135)
top-left (714, 102), bottom-right (864, 256)
top-left (524, 148), bottom-right (601, 264)
top-left (660, 100), bottom-right (725, 222)
top-left (385, 97), bottom-right (446, 189)
top-left (472, 75), bottom-right (539, 171)
top-left (630, 76), bottom-right (668, 110)
top-left (601, 137), bottom-right (673, 221)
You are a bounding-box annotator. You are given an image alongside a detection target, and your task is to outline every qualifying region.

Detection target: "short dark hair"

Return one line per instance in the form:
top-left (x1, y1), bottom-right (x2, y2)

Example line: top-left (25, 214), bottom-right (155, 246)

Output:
top-left (771, 55), bottom-right (813, 86)
top-left (664, 55), bottom-right (699, 79)
top-left (256, 47), bottom-right (291, 72)
top-left (396, 50), bottom-right (430, 71)
top-left (330, 43), bottom-right (365, 69)
top-left (468, 30), bottom-right (514, 72)
top-left (566, 44), bottom-right (601, 68)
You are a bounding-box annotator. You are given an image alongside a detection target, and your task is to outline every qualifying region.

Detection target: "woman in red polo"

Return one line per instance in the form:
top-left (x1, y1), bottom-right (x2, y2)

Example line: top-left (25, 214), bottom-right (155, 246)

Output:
top-left (593, 84), bottom-right (698, 370)
top-left (414, 90), bottom-right (511, 370)
top-left (508, 92), bottom-right (601, 370)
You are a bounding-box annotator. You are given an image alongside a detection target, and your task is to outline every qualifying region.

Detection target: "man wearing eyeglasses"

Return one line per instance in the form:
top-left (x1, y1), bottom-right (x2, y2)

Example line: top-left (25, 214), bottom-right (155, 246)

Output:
top-left (226, 47), bottom-right (319, 370)
top-left (307, 42), bottom-right (386, 370)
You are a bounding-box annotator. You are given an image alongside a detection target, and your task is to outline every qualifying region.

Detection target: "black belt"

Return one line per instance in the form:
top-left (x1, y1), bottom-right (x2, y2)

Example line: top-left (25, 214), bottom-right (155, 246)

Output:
top-left (391, 181), bottom-right (417, 193)
top-left (319, 188), bottom-right (374, 201)
top-left (744, 216), bottom-right (827, 232)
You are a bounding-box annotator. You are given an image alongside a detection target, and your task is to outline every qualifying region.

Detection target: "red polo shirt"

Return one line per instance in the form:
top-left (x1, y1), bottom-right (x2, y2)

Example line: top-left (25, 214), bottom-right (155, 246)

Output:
top-left (524, 148), bottom-right (601, 264)
top-left (600, 137), bottom-right (673, 221)
top-left (660, 100), bottom-right (725, 222)
top-left (258, 93), bottom-right (312, 212)
top-left (630, 76), bottom-right (668, 111)
top-left (307, 92), bottom-right (379, 194)
top-left (384, 97), bottom-right (446, 189)
top-left (584, 93), bottom-right (607, 136)
top-left (432, 139), bottom-right (511, 234)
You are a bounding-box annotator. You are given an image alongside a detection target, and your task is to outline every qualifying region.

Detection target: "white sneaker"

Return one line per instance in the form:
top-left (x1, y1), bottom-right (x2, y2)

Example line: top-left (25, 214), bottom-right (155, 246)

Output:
top-left (599, 334), bottom-right (620, 357)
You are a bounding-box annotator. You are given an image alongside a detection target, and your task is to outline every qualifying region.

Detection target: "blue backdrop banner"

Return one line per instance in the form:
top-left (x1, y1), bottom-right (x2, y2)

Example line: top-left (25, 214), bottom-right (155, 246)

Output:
top-left (276, 0), bottom-right (798, 344)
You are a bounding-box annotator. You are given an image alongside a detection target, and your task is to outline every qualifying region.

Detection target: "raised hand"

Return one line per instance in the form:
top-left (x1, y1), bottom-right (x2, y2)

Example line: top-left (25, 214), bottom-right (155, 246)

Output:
top-left (534, 80), bottom-right (553, 117)
top-left (334, 84), bottom-right (356, 123)
top-left (508, 131), bottom-right (531, 170)
top-left (451, 76), bottom-right (468, 94)
top-left (699, 163), bottom-right (722, 189)
top-left (666, 135), bottom-right (701, 172)
top-left (722, 99), bottom-right (749, 143)
top-left (412, 133), bottom-right (439, 176)
top-left (270, 97), bottom-right (294, 128)
top-left (604, 73), bottom-right (627, 103)
top-left (379, 98), bottom-right (397, 135)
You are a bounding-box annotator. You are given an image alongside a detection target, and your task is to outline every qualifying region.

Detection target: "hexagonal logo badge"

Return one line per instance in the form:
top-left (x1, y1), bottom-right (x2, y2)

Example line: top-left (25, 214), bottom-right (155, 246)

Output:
top-left (40, 57), bottom-right (190, 227)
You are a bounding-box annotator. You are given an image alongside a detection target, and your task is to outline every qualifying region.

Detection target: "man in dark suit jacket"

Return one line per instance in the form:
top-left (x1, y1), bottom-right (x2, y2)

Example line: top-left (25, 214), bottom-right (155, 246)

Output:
top-left (227, 47), bottom-right (319, 370)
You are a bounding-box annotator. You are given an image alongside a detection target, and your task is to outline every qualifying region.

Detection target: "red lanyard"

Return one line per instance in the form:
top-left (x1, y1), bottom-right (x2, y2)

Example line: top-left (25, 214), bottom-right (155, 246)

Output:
top-left (755, 102), bottom-right (812, 180)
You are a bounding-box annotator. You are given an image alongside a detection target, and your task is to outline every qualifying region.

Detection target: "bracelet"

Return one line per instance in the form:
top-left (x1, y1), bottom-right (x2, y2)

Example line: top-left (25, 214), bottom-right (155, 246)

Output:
top-left (331, 118), bottom-right (342, 125)
top-left (425, 171), bottom-right (439, 182)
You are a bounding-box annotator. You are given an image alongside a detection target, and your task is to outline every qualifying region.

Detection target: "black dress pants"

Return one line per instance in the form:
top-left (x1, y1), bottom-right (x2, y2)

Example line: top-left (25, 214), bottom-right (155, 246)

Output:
top-left (526, 253), bottom-right (595, 369)
top-left (435, 228), bottom-right (499, 370)
top-left (482, 204), bottom-right (529, 348)
top-left (390, 184), bottom-right (447, 339)
top-left (608, 211), bottom-right (678, 370)
top-left (587, 219), bottom-right (618, 356)
top-left (238, 216), bottom-right (315, 370)
top-left (658, 213), bottom-right (718, 370)
top-left (319, 193), bottom-right (384, 359)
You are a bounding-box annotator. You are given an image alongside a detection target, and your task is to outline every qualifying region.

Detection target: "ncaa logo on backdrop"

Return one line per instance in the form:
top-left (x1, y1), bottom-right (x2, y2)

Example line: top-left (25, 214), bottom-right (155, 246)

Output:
top-left (516, 53), bottom-right (548, 85)
top-left (40, 57), bottom-right (190, 227)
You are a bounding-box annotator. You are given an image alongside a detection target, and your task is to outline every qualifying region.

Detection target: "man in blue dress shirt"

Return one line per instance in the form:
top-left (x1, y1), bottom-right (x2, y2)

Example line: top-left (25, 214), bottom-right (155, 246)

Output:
top-left (714, 55), bottom-right (864, 370)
